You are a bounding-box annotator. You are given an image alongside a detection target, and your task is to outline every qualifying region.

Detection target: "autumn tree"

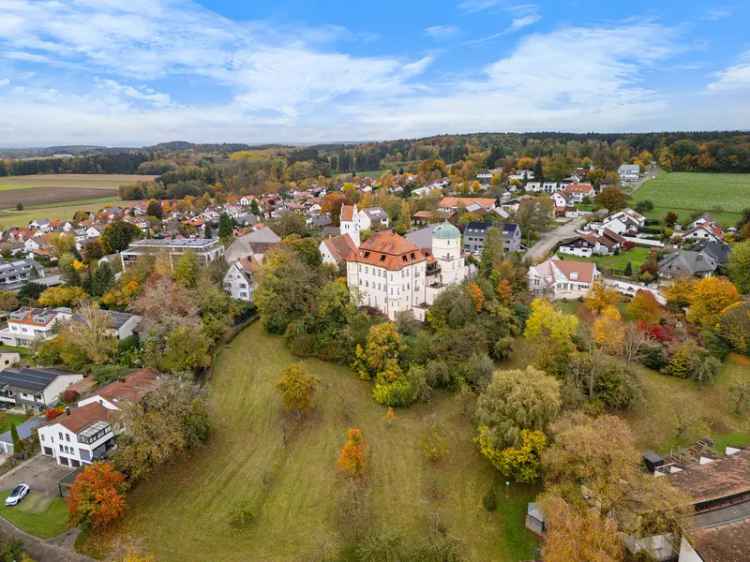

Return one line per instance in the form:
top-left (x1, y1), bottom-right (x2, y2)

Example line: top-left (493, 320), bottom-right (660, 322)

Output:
top-left (686, 276), bottom-right (740, 328)
top-left (276, 363), bottom-right (318, 418)
top-left (174, 250), bottom-right (200, 289)
top-left (64, 302), bottom-right (118, 364)
top-left (728, 240), bottom-right (750, 293)
top-left (524, 298), bottom-right (578, 375)
top-left (718, 302), bottom-right (750, 355)
top-left (101, 220), bottom-right (141, 253)
top-left (584, 282), bottom-right (620, 314)
top-left (663, 277), bottom-right (695, 311)
top-left (337, 428), bottom-right (366, 479)
top-left (592, 306), bottom-right (625, 355)
top-left (67, 462), bottom-right (127, 530)
top-left (595, 187), bottom-right (627, 212)
top-left (466, 282), bottom-right (485, 312)
top-left (38, 286), bottom-right (88, 307)
top-left (114, 379), bottom-right (210, 482)
top-left (0, 290), bottom-right (19, 311)
top-left (627, 290), bottom-right (662, 324)
top-left (479, 227), bottom-right (504, 278)
top-left (476, 367), bottom-right (560, 480)
top-left (540, 494), bottom-right (624, 562)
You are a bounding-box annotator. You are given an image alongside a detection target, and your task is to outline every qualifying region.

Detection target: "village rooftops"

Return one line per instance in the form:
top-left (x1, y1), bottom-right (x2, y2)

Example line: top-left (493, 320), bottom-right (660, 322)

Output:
top-left (124, 238), bottom-right (220, 250)
top-left (8, 307), bottom-right (70, 326)
top-left (54, 402), bottom-right (110, 434)
top-left (667, 448), bottom-right (750, 507)
top-left (687, 515), bottom-right (750, 562)
top-left (90, 368), bottom-right (161, 405)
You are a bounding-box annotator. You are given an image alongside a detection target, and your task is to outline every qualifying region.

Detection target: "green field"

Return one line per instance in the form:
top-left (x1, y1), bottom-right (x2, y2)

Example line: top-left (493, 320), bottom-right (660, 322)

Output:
top-left (0, 196), bottom-right (121, 228)
top-left (0, 491), bottom-right (68, 539)
top-left (0, 174), bottom-right (154, 191)
top-left (633, 172), bottom-right (750, 226)
top-left (556, 246), bottom-right (652, 274)
top-left (91, 323), bottom-right (538, 562)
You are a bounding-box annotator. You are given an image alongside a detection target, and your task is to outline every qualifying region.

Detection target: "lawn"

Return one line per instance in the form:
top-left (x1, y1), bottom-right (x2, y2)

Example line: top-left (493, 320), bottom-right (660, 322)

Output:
top-left (0, 174), bottom-right (155, 191)
top-left (555, 246), bottom-right (652, 274)
top-left (624, 354), bottom-right (750, 452)
top-left (86, 323), bottom-right (538, 562)
top-left (0, 413), bottom-right (29, 435)
top-left (632, 172), bottom-right (750, 226)
top-left (0, 196), bottom-right (121, 229)
top-left (0, 491), bottom-right (69, 538)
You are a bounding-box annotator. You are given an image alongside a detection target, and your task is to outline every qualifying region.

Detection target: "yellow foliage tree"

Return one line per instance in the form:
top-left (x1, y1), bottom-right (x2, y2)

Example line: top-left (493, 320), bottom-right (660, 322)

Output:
top-left (627, 290), bottom-right (662, 324)
top-left (584, 282), bottom-right (620, 314)
top-left (38, 286), bottom-right (88, 308)
top-left (686, 276), bottom-right (740, 328)
top-left (524, 298), bottom-right (578, 375)
top-left (592, 306), bottom-right (625, 354)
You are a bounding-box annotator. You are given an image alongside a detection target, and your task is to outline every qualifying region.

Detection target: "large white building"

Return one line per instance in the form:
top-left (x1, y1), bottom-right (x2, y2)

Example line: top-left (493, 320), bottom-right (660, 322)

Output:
top-left (0, 307), bottom-right (72, 348)
top-left (345, 223), bottom-right (466, 321)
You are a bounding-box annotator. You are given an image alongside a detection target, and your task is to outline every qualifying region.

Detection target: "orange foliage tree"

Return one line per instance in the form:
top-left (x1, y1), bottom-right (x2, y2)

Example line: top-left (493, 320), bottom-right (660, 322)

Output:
top-left (627, 290), bottom-right (662, 325)
top-left (466, 282), bottom-right (485, 313)
top-left (686, 276), bottom-right (740, 328)
top-left (337, 428), bottom-right (366, 479)
top-left (68, 462), bottom-right (127, 530)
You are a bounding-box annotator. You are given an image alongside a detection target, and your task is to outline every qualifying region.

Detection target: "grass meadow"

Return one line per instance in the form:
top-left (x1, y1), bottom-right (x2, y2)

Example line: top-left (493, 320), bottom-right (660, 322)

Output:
top-left (84, 322), bottom-right (538, 562)
top-left (633, 172), bottom-right (750, 226)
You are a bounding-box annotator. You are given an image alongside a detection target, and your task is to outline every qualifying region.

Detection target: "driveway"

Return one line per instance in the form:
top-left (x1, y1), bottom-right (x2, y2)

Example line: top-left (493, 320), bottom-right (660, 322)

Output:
top-left (0, 454), bottom-right (74, 497)
top-left (525, 216), bottom-right (586, 262)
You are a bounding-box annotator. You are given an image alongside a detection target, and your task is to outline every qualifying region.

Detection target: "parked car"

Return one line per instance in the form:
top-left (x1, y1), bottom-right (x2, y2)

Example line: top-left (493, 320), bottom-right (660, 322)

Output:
top-left (5, 483), bottom-right (29, 506)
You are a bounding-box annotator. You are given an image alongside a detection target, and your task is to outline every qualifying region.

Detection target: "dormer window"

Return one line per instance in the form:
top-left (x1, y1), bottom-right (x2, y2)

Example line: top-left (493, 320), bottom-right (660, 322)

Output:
top-left (570, 272), bottom-right (578, 280)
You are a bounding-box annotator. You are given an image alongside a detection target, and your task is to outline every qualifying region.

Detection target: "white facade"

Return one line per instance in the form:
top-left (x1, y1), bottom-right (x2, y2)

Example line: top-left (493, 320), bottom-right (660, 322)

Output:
top-left (347, 259), bottom-right (427, 321)
top-left (528, 258), bottom-right (599, 300)
top-left (38, 415), bottom-right (114, 468)
top-left (340, 204), bottom-right (362, 247)
top-left (223, 261), bottom-right (254, 303)
top-left (0, 308), bottom-right (71, 348)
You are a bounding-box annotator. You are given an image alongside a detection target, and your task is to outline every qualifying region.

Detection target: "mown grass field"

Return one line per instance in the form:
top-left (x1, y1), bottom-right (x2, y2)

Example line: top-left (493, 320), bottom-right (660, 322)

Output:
top-left (556, 246), bottom-right (652, 274)
top-left (0, 174), bottom-right (154, 191)
top-left (0, 412), bottom-right (28, 435)
top-left (0, 196), bottom-right (121, 228)
top-left (633, 172), bottom-right (750, 226)
top-left (0, 491), bottom-right (68, 539)
top-left (88, 322), bottom-right (538, 562)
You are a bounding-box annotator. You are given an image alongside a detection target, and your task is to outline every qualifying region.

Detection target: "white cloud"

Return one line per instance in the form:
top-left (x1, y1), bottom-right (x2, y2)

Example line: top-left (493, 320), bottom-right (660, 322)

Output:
top-left (707, 52), bottom-right (750, 92)
top-left (425, 25), bottom-right (459, 39)
top-left (508, 13), bottom-right (541, 32)
top-left (458, 0), bottom-right (501, 13)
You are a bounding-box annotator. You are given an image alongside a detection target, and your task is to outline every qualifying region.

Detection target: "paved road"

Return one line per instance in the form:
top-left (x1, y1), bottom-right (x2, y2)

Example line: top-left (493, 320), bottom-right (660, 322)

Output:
top-left (626, 164), bottom-right (660, 194)
top-left (525, 216), bottom-right (587, 262)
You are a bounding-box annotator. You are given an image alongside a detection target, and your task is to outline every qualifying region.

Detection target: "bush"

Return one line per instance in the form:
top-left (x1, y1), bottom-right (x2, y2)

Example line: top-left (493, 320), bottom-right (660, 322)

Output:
top-left (640, 343), bottom-right (668, 371)
top-left (229, 502), bottom-right (255, 529)
top-left (482, 488), bottom-right (497, 512)
top-left (420, 425), bottom-right (449, 463)
top-left (62, 389), bottom-right (79, 404)
top-left (663, 341), bottom-right (721, 383)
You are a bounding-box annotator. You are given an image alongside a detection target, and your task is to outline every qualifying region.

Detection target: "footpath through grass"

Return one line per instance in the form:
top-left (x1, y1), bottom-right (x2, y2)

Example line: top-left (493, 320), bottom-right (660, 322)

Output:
top-left (633, 172), bottom-right (750, 226)
top-left (97, 323), bottom-right (538, 562)
top-left (0, 491), bottom-right (68, 539)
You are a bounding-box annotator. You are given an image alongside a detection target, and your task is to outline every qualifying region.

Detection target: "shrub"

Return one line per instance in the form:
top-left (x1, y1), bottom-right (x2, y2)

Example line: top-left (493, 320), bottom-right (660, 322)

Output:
top-left (45, 406), bottom-right (65, 421)
top-left (482, 488), bottom-right (497, 512)
top-left (640, 343), bottom-right (668, 371)
top-left (663, 341), bottom-right (721, 383)
top-left (62, 389), bottom-right (80, 404)
top-left (229, 502), bottom-right (255, 529)
top-left (420, 425), bottom-right (449, 463)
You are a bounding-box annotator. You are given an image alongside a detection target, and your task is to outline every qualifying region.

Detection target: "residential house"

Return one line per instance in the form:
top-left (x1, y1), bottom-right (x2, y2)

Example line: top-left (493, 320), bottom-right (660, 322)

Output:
top-left (78, 368), bottom-right (161, 412)
top-left (527, 258), bottom-right (600, 300)
top-left (0, 417), bottom-right (43, 455)
top-left (0, 307), bottom-right (72, 347)
top-left (319, 234), bottom-right (358, 269)
top-left (682, 222), bottom-right (724, 244)
top-left (71, 310), bottom-right (141, 340)
top-left (658, 250), bottom-right (719, 279)
top-left (602, 208), bottom-right (647, 236)
top-left (542, 182), bottom-right (560, 193)
top-left (462, 222), bottom-right (522, 254)
top-left (225, 226), bottom-right (281, 264)
top-left (121, 238), bottom-right (225, 270)
top-left (358, 207), bottom-right (390, 231)
top-left (437, 197), bottom-right (496, 215)
top-left (0, 258), bottom-right (45, 290)
top-left (223, 257), bottom-right (257, 303)
top-left (340, 204), bottom-right (362, 246)
top-left (525, 182), bottom-right (542, 192)
top-left (558, 229), bottom-right (625, 258)
top-left (618, 164), bottom-right (640, 182)
top-left (38, 403), bottom-right (113, 468)
top-left (0, 367), bottom-right (83, 411)
top-left (562, 182), bottom-right (595, 203)
top-left (550, 192), bottom-right (572, 217)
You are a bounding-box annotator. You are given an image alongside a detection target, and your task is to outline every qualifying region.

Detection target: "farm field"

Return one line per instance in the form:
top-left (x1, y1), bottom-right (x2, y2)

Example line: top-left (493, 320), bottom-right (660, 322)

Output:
top-left (632, 172), bottom-right (750, 226)
top-left (0, 196), bottom-right (122, 229)
top-left (0, 174), bottom-right (155, 191)
top-left (84, 322), bottom-right (539, 562)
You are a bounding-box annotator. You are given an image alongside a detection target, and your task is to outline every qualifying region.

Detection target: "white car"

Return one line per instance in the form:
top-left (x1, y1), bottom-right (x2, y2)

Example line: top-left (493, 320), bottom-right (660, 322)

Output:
top-left (5, 483), bottom-right (29, 506)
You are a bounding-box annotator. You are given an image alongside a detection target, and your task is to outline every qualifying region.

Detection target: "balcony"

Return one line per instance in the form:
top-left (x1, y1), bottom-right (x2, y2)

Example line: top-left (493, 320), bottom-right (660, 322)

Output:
top-left (77, 421), bottom-right (113, 445)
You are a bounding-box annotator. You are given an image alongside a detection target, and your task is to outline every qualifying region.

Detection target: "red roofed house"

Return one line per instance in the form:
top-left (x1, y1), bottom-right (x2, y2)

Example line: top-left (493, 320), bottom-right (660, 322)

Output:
top-left (562, 182), bottom-right (595, 203)
top-left (527, 258), bottom-right (600, 300)
top-left (438, 197), bottom-right (497, 214)
top-left (78, 368), bottom-right (161, 412)
top-left (38, 402), bottom-right (113, 468)
top-left (319, 233), bottom-right (358, 268)
top-left (339, 203), bottom-right (362, 246)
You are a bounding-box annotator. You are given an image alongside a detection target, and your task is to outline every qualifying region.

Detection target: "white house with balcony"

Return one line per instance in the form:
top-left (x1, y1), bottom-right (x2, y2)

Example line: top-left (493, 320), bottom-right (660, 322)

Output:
top-left (527, 258), bottom-right (600, 300)
top-left (0, 307), bottom-right (72, 348)
top-left (38, 402), bottom-right (115, 468)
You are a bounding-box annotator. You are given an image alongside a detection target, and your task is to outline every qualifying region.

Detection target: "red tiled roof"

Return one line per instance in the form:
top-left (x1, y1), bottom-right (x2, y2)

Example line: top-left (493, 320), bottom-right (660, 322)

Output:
top-left (563, 182), bottom-right (594, 194)
top-left (56, 402), bottom-right (109, 433)
top-left (348, 230), bottom-right (427, 271)
top-left (323, 234), bottom-right (358, 263)
top-left (551, 259), bottom-right (597, 284)
top-left (340, 205), bottom-right (355, 221)
top-left (95, 368), bottom-right (161, 404)
top-left (438, 197), bottom-right (496, 210)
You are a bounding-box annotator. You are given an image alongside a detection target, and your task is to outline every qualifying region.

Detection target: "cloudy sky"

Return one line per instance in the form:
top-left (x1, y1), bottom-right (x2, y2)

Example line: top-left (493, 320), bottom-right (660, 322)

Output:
top-left (1, 0), bottom-right (749, 146)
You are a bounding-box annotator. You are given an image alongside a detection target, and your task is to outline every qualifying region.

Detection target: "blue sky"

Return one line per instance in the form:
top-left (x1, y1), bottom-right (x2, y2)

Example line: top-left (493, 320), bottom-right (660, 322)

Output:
top-left (0, 0), bottom-right (749, 146)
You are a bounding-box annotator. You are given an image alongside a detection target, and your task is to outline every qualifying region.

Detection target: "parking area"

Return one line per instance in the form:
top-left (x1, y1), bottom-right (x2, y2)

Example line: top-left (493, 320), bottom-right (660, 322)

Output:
top-left (0, 455), bottom-right (74, 497)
